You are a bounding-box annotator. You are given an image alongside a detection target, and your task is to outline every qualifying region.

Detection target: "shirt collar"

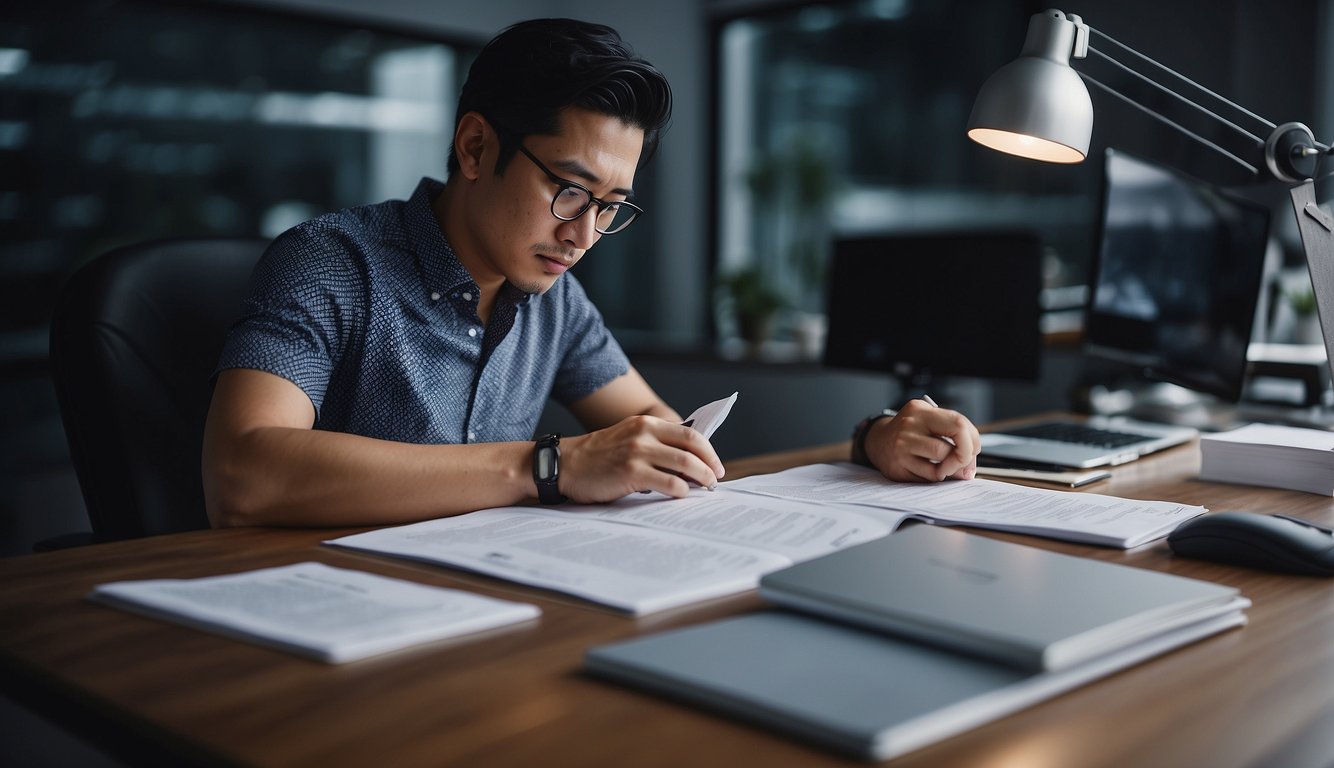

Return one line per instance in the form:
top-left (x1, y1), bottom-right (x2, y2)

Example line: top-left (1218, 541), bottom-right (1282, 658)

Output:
top-left (405, 177), bottom-right (477, 299)
top-left (405, 176), bottom-right (532, 306)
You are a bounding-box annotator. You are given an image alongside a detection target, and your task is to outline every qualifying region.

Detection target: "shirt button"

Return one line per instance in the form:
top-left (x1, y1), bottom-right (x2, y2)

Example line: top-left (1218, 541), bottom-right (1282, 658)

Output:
top-left (430, 291), bottom-right (440, 301)
top-left (462, 292), bottom-right (472, 301)
top-left (468, 328), bottom-right (477, 338)
top-left (467, 431), bottom-right (476, 441)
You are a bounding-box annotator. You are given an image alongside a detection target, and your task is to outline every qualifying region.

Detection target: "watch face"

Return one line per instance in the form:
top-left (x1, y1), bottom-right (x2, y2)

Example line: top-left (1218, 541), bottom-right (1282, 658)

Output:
top-left (536, 447), bottom-right (557, 479)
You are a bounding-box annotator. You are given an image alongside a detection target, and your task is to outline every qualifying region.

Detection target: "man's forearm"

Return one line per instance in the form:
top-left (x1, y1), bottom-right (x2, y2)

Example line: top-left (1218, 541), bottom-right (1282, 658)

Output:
top-left (204, 426), bottom-right (536, 528)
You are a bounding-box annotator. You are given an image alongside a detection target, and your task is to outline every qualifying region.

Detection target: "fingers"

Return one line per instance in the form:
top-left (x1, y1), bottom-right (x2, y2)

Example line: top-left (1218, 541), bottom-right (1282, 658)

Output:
top-left (560, 416), bottom-right (724, 503)
top-left (869, 401), bottom-right (981, 483)
top-left (655, 420), bottom-right (726, 481)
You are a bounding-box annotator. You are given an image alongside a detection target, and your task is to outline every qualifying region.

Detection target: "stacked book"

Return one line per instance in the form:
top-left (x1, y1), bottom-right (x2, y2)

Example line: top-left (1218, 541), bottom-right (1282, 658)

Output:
top-left (585, 525), bottom-right (1248, 762)
top-left (1199, 423), bottom-right (1334, 496)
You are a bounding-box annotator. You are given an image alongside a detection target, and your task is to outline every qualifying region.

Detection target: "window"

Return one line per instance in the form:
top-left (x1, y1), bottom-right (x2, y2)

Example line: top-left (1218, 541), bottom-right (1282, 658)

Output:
top-left (0, 0), bottom-right (480, 364)
top-left (712, 0), bottom-right (1100, 355)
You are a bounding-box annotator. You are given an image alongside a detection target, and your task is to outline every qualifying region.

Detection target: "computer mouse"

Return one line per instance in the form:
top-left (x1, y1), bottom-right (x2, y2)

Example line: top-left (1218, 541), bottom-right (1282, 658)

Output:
top-left (1167, 512), bottom-right (1334, 576)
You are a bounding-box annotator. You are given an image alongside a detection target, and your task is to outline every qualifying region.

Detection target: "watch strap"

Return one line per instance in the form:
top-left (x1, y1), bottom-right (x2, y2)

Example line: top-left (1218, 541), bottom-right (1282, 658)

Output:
top-left (851, 409), bottom-right (897, 468)
top-left (533, 433), bottom-right (567, 504)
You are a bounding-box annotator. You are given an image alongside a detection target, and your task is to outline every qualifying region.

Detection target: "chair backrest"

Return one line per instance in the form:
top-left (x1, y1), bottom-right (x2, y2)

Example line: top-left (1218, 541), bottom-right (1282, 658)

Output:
top-left (50, 237), bottom-right (268, 541)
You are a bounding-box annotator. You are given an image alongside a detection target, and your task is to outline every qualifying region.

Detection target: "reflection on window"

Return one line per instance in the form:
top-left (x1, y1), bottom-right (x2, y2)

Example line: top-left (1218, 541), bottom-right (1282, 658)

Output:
top-left (714, 0), bottom-right (1100, 358)
top-left (0, 1), bottom-right (478, 364)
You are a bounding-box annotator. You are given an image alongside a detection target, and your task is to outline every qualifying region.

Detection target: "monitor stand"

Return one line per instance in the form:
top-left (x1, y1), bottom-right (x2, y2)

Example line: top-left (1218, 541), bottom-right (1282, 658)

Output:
top-left (887, 365), bottom-right (935, 408)
top-left (1230, 404), bottom-right (1334, 430)
top-left (1106, 381), bottom-right (1334, 432)
top-left (1117, 383), bottom-right (1232, 431)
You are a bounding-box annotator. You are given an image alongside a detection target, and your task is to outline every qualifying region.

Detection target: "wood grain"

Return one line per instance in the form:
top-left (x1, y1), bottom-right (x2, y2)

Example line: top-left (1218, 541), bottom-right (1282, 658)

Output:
top-left (2, 437), bottom-right (1331, 767)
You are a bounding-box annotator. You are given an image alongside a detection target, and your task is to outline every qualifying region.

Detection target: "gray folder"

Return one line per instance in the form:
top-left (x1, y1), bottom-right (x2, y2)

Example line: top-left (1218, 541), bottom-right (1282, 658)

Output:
top-left (759, 524), bottom-right (1242, 670)
top-left (585, 609), bottom-right (1244, 761)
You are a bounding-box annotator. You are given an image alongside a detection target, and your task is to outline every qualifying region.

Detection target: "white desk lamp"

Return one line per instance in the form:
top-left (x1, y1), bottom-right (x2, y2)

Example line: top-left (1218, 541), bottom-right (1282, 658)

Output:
top-left (966, 8), bottom-right (1334, 388)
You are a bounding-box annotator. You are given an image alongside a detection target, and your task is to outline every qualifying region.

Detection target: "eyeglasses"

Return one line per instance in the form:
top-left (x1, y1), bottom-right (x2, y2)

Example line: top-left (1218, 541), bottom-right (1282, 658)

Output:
top-left (516, 145), bottom-right (643, 235)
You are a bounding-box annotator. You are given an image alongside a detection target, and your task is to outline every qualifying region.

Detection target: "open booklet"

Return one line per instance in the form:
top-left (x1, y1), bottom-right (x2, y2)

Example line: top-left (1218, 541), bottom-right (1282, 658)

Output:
top-left (723, 462), bottom-right (1206, 548)
top-left (329, 391), bottom-right (828, 616)
top-left (327, 492), bottom-right (894, 615)
top-left (88, 562), bottom-right (541, 663)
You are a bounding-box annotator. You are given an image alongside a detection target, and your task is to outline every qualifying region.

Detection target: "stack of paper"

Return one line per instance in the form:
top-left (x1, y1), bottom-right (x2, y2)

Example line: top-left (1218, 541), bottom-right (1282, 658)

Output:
top-left (1199, 423), bottom-right (1334, 496)
top-left (585, 526), bottom-right (1248, 761)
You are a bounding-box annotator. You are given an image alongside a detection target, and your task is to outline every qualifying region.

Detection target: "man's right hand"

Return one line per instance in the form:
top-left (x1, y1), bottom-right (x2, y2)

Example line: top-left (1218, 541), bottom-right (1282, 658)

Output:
top-left (863, 399), bottom-right (980, 482)
top-left (558, 415), bottom-right (725, 502)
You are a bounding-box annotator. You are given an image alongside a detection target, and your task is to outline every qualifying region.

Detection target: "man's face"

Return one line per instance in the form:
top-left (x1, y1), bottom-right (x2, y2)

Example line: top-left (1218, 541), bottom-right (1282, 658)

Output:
top-left (468, 108), bottom-right (644, 295)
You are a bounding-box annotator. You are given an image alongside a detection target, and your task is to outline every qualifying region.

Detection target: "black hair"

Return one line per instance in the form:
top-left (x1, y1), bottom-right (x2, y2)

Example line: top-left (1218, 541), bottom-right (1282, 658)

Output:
top-left (446, 18), bottom-right (673, 177)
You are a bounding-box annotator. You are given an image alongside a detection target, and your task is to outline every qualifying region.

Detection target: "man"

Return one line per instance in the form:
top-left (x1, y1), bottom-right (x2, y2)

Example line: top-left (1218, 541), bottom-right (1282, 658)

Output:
top-left (203, 18), bottom-right (978, 529)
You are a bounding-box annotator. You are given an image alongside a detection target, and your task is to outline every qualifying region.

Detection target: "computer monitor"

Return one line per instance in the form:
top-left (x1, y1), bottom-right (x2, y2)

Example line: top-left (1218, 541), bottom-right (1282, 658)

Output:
top-left (822, 232), bottom-right (1042, 383)
top-left (1084, 149), bottom-right (1271, 402)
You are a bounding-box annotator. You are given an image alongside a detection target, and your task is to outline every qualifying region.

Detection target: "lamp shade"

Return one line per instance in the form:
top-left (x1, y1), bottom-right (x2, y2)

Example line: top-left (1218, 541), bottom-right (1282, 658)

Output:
top-left (967, 10), bottom-right (1093, 164)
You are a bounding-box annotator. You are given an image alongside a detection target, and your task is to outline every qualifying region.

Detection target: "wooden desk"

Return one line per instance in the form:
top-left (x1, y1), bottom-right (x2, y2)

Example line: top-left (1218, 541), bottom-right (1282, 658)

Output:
top-left (3, 441), bottom-right (1332, 767)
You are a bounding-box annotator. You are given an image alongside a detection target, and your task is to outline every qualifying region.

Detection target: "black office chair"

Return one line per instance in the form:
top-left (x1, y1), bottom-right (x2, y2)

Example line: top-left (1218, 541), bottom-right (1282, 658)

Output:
top-left (47, 237), bottom-right (268, 547)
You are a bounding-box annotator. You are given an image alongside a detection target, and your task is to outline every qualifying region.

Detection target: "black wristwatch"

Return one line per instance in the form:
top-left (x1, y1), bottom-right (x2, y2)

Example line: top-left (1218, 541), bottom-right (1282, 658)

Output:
top-left (533, 433), bottom-right (567, 504)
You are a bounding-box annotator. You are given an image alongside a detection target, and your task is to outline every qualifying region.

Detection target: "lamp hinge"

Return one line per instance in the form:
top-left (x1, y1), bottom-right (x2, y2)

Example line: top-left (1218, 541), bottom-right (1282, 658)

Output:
top-left (1066, 13), bottom-right (1089, 60)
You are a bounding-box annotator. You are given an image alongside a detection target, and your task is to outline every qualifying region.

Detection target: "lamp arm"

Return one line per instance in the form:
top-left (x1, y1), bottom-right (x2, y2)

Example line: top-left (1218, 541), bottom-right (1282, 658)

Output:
top-left (1083, 24), bottom-right (1329, 183)
top-left (1087, 27), bottom-right (1276, 135)
top-left (1080, 72), bottom-right (1261, 175)
top-left (1085, 45), bottom-right (1265, 147)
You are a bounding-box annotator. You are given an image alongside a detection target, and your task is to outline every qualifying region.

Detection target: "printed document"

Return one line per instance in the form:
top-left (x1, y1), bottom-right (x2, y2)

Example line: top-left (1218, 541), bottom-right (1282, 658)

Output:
top-left (682, 391), bottom-right (738, 439)
top-left (329, 492), bottom-right (891, 615)
top-left (722, 462), bottom-right (1206, 548)
top-left (89, 562), bottom-right (540, 663)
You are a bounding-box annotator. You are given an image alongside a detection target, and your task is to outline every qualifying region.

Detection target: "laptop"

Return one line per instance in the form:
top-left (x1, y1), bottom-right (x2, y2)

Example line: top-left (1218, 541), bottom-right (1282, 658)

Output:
top-left (980, 417), bottom-right (1198, 469)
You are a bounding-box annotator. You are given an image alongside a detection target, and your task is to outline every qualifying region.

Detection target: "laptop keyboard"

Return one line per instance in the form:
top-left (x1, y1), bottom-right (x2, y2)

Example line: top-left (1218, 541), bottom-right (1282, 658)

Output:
top-left (1002, 422), bottom-right (1152, 449)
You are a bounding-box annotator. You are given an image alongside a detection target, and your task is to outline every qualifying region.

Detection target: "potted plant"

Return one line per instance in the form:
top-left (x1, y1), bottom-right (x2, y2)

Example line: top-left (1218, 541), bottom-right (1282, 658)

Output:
top-left (717, 267), bottom-right (785, 350)
top-left (1286, 284), bottom-right (1321, 344)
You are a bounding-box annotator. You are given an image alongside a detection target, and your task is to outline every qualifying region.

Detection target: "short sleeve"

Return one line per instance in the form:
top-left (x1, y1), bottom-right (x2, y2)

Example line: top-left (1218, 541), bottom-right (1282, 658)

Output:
top-left (549, 276), bottom-right (630, 404)
top-left (215, 222), bottom-right (367, 414)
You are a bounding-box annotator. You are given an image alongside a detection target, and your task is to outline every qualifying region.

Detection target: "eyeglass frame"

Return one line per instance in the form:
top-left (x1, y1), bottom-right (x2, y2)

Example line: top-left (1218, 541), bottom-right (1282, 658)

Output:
top-left (514, 144), bottom-right (644, 235)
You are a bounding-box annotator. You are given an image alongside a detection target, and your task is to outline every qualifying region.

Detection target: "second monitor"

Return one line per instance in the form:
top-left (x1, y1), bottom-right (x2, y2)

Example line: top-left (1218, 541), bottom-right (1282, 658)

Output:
top-left (1084, 149), bottom-right (1271, 403)
top-left (823, 231), bottom-right (1042, 383)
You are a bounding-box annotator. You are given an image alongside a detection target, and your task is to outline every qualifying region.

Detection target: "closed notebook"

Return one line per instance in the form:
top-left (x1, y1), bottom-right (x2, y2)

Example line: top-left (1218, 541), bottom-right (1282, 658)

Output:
top-left (759, 524), bottom-right (1244, 671)
top-left (585, 608), bottom-right (1245, 761)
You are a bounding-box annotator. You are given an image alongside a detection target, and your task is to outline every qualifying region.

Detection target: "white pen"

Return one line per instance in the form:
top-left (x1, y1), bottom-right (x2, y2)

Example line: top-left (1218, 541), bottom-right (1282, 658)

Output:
top-left (920, 394), bottom-right (956, 449)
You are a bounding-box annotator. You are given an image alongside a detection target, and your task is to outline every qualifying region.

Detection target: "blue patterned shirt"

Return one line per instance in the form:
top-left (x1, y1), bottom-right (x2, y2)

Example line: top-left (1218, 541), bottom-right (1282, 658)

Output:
top-left (216, 177), bottom-right (630, 445)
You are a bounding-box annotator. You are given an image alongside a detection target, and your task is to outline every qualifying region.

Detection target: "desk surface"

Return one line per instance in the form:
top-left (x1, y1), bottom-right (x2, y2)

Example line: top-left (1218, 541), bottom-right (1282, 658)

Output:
top-left (3, 440), bottom-right (1333, 768)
